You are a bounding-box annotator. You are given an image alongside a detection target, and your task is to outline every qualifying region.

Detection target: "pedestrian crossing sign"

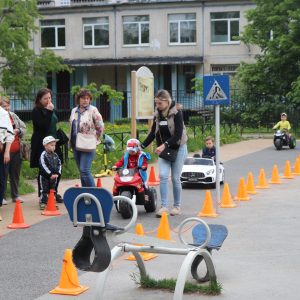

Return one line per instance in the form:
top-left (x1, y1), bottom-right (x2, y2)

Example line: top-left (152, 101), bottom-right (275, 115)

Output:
top-left (203, 75), bottom-right (230, 105)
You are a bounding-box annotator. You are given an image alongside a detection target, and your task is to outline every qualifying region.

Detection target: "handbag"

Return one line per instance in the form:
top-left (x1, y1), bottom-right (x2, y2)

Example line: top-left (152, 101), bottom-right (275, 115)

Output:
top-left (56, 128), bottom-right (69, 146)
top-left (159, 146), bottom-right (178, 162)
top-left (76, 132), bottom-right (97, 152)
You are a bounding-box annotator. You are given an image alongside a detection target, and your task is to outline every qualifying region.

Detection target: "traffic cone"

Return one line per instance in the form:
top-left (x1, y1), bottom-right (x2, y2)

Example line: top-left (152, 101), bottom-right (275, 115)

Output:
top-left (126, 223), bottom-right (158, 261)
top-left (42, 189), bottom-right (61, 216)
top-left (156, 212), bottom-right (172, 240)
top-left (50, 249), bottom-right (89, 295)
top-left (148, 166), bottom-right (160, 186)
top-left (96, 178), bottom-right (102, 187)
top-left (220, 183), bottom-right (237, 208)
top-left (198, 190), bottom-right (218, 217)
top-left (235, 178), bottom-right (250, 201)
top-left (282, 160), bottom-right (294, 179)
top-left (269, 165), bottom-right (281, 184)
top-left (256, 169), bottom-right (269, 189)
top-left (246, 172), bottom-right (257, 194)
top-left (293, 158), bottom-right (300, 175)
top-left (7, 200), bottom-right (30, 229)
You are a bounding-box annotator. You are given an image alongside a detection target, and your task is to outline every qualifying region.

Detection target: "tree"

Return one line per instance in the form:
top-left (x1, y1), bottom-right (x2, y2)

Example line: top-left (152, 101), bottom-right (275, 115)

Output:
top-left (0, 0), bottom-right (71, 98)
top-left (236, 0), bottom-right (300, 122)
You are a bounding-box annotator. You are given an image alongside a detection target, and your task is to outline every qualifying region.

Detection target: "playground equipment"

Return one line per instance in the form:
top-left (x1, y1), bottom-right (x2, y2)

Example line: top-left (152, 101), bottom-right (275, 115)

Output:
top-left (95, 134), bottom-right (115, 178)
top-left (64, 187), bottom-right (227, 300)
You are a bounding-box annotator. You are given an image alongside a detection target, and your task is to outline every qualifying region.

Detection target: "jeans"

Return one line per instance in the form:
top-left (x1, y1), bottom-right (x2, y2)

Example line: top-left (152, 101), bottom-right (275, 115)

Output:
top-left (72, 148), bottom-right (96, 187)
top-left (158, 143), bottom-right (188, 208)
top-left (0, 152), bottom-right (5, 206)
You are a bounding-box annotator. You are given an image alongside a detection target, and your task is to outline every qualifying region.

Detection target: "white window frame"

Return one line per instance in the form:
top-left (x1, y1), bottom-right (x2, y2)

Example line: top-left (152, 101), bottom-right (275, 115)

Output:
top-left (83, 18), bottom-right (109, 48)
top-left (168, 14), bottom-right (196, 45)
top-left (122, 16), bottom-right (149, 47)
top-left (40, 20), bottom-right (65, 49)
top-left (211, 12), bottom-right (240, 45)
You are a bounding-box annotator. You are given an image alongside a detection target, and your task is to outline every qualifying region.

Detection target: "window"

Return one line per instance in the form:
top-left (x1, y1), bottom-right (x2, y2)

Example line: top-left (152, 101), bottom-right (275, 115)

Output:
top-left (211, 12), bottom-right (240, 44)
top-left (183, 65), bottom-right (195, 93)
top-left (169, 13), bottom-right (196, 44)
top-left (123, 15), bottom-right (149, 46)
top-left (83, 17), bottom-right (109, 47)
top-left (41, 19), bottom-right (65, 48)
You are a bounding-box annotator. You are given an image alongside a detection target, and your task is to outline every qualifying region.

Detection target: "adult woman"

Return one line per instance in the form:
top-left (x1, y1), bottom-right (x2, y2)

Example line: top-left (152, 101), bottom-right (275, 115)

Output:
top-left (0, 97), bottom-right (26, 204)
top-left (0, 106), bottom-right (14, 220)
top-left (141, 90), bottom-right (188, 217)
top-left (70, 89), bottom-right (104, 187)
top-left (30, 88), bottom-right (63, 203)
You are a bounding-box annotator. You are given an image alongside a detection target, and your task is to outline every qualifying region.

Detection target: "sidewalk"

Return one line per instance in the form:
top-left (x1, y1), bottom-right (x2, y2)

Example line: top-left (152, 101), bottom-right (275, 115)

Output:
top-left (0, 138), bottom-right (271, 235)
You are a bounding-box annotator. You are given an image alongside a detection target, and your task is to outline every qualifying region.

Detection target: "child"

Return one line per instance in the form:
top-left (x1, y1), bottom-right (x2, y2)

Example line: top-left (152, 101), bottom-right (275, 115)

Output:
top-left (113, 138), bottom-right (150, 187)
top-left (38, 136), bottom-right (62, 210)
top-left (202, 136), bottom-right (216, 160)
top-left (273, 112), bottom-right (291, 132)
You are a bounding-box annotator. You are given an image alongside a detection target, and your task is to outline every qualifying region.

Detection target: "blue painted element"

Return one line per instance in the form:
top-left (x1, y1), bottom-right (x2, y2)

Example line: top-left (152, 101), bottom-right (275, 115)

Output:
top-left (64, 187), bottom-right (113, 225)
top-left (203, 75), bottom-right (230, 105)
top-left (192, 224), bottom-right (228, 250)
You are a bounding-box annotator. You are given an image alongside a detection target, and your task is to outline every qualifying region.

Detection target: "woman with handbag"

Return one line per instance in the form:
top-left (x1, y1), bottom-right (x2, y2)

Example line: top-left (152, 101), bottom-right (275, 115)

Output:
top-left (30, 88), bottom-right (63, 203)
top-left (69, 89), bottom-right (104, 187)
top-left (0, 96), bottom-right (26, 204)
top-left (141, 90), bottom-right (188, 217)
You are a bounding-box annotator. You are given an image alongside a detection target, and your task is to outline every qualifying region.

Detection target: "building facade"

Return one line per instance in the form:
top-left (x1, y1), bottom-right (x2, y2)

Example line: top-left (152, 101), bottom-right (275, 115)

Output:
top-left (32, 0), bottom-right (259, 121)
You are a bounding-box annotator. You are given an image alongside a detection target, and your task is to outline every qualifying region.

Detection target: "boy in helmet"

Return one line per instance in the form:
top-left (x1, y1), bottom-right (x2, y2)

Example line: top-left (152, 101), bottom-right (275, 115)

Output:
top-left (113, 138), bottom-right (150, 187)
top-left (273, 112), bottom-right (292, 140)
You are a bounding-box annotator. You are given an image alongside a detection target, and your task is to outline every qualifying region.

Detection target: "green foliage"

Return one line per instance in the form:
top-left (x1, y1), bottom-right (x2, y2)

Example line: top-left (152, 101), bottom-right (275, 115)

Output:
top-left (5, 172), bottom-right (35, 197)
top-left (71, 82), bottom-right (124, 104)
top-left (191, 77), bottom-right (204, 97)
top-left (0, 0), bottom-right (71, 98)
top-left (189, 116), bottom-right (205, 126)
top-left (114, 118), bottom-right (131, 125)
top-left (237, 0), bottom-right (300, 113)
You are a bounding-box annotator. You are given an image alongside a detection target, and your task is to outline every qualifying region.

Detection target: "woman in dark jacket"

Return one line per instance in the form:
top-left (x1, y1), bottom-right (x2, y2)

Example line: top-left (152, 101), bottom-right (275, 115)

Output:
top-left (30, 88), bottom-right (63, 203)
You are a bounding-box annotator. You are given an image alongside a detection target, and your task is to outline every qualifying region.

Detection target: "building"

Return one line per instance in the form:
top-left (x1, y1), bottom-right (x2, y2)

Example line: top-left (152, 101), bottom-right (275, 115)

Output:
top-left (32, 0), bottom-right (259, 121)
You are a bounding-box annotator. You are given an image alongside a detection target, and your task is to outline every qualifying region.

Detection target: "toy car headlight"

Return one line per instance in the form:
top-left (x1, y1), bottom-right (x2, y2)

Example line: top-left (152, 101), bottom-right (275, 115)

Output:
top-left (206, 169), bottom-right (215, 175)
top-left (122, 169), bottom-right (129, 175)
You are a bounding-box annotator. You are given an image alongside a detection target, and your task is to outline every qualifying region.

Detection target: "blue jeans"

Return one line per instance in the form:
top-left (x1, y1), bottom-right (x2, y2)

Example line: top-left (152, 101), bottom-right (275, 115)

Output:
top-left (158, 144), bottom-right (188, 208)
top-left (72, 148), bottom-right (96, 187)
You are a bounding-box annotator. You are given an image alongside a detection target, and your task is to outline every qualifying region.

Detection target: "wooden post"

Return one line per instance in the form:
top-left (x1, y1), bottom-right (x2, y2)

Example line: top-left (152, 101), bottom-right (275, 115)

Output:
top-left (148, 119), bottom-right (154, 152)
top-left (131, 71), bottom-right (137, 138)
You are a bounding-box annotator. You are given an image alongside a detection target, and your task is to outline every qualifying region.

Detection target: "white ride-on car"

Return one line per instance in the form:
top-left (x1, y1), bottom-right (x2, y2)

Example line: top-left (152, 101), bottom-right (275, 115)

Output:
top-left (180, 156), bottom-right (224, 188)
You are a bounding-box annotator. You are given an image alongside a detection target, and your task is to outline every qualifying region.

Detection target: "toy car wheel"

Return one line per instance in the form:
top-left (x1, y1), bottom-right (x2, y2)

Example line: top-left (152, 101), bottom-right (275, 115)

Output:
top-left (289, 137), bottom-right (296, 149)
top-left (119, 191), bottom-right (133, 219)
top-left (144, 188), bottom-right (157, 213)
top-left (274, 139), bottom-right (282, 150)
top-left (221, 171), bottom-right (225, 185)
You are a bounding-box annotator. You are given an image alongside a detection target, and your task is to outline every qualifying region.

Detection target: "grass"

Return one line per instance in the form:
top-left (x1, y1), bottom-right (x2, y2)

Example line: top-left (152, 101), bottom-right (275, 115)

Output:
top-left (131, 273), bottom-right (222, 295)
top-left (5, 175), bottom-right (35, 198)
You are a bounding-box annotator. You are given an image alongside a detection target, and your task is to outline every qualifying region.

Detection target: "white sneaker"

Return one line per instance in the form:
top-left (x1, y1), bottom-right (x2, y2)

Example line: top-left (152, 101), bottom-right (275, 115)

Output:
top-left (2, 199), bottom-right (8, 205)
top-left (13, 198), bottom-right (24, 203)
top-left (156, 207), bottom-right (169, 217)
top-left (170, 207), bottom-right (182, 216)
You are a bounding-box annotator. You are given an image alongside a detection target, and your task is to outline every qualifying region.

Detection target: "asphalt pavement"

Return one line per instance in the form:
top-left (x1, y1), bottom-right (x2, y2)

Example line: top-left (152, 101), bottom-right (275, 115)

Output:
top-left (1, 139), bottom-right (300, 300)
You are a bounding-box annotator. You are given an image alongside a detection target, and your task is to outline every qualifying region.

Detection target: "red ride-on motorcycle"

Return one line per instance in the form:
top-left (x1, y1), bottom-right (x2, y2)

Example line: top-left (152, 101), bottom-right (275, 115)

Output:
top-left (113, 167), bottom-right (157, 219)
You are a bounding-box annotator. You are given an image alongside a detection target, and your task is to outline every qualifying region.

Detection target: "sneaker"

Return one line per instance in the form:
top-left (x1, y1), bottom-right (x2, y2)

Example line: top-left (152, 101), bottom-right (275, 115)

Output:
top-left (56, 194), bottom-right (63, 203)
top-left (13, 197), bottom-right (24, 203)
top-left (39, 203), bottom-right (46, 210)
top-left (0, 214), bottom-right (2, 221)
top-left (170, 207), bottom-right (182, 216)
top-left (156, 207), bottom-right (169, 218)
top-left (2, 199), bottom-right (8, 205)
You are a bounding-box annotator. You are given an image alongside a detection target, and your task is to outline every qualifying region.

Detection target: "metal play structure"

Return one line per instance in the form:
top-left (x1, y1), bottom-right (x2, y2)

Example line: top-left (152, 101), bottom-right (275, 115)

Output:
top-left (64, 187), bottom-right (228, 300)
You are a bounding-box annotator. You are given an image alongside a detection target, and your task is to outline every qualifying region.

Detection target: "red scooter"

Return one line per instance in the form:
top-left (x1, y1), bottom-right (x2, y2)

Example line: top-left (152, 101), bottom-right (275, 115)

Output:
top-left (113, 167), bottom-right (157, 219)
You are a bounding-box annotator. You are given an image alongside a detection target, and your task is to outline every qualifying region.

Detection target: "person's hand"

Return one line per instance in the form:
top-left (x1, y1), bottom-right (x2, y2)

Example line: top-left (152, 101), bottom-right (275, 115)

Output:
top-left (14, 128), bottom-right (20, 135)
top-left (112, 166), bottom-right (117, 171)
top-left (46, 101), bottom-right (54, 111)
top-left (4, 151), bottom-right (10, 164)
top-left (50, 174), bottom-right (58, 180)
top-left (0, 142), bottom-right (3, 153)
top-left (141, 166), bottom-right (147, 170)
top-left (155, 144), bottom-right (165, 155)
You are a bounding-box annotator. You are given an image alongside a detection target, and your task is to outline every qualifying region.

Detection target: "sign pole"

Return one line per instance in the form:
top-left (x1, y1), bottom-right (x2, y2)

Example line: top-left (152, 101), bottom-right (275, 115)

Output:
top-left (131, 71), bottom-right (137, 138)
top-left (215, 104), bottom-right (220, 211)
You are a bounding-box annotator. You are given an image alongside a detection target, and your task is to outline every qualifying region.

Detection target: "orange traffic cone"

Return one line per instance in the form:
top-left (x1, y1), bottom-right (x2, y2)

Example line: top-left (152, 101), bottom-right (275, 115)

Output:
top-left (42, 189), bottom-right (61, 216)
top-left (235, 178), bottom-right (250, 201)
top-left (282, 160), bottom-right (294, 179)
top-left (96, 178), bottom-right (102, 187)
top-left (256, 169), bottom-right (269, 189)
top-left (220, 183), bottom-right (237, 208)
top-left (50, 249), bottom-right (89, 295)
top-left (246, 172), bottom-right (257, 194)
top-left (148, 166), bottom-right (160, 186)
top-left (156, 212), bottom-right (172, 240)
top-left (198, 190), bottom-right (218, 217)
top-left (269, 165), bottom-right (281, 184)
top-left (293, 158), bottom-right (300, 175)
top-left (126, 223), bottom-right (157, 261)
top-left (7, 200), bottom-right (30, 229)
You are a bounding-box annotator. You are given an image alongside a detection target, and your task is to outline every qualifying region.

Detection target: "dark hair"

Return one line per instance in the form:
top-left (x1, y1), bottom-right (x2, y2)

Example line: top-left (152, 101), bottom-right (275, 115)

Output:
top-left (35, 88), bottom-right (52, 108)
top-left (76, 89), bottom-right (93, 105)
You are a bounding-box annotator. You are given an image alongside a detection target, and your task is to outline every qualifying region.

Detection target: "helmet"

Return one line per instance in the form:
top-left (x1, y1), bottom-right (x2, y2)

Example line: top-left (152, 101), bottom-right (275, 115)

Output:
top-left (281, 112), bottom-right (287, 117)
top-left (126, 138), bottom-right (140, 153)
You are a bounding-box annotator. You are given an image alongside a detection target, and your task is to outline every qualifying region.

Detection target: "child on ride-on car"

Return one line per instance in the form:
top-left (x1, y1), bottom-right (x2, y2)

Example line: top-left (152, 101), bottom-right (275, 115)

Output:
top-left (202, 136), bottom-right (216, 160)
top-left (112, 138), bottom-right (150, 187)
top-left (273, 112), bottom-right (291, 139)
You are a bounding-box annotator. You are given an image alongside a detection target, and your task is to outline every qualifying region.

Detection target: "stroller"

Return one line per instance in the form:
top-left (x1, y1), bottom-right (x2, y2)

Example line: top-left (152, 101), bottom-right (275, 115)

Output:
top-left (95, 134), bottom-right (115, 178)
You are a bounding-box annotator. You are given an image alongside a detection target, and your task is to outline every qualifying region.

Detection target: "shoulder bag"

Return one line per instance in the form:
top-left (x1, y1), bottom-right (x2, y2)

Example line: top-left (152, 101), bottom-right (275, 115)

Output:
top-left (157, 126), bottom-right (179, 162)
top-left (76, 133), bottom-right (97, 152)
